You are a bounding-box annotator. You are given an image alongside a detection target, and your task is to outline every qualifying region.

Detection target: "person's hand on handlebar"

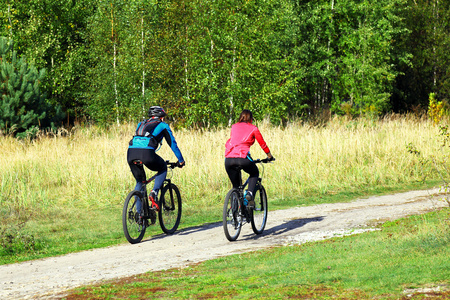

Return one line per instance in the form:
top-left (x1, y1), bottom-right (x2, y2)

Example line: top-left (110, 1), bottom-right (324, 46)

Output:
top-left (267, 152), bottom-right (275, 162)
top-left (177, 161), bottom-right (185, 168)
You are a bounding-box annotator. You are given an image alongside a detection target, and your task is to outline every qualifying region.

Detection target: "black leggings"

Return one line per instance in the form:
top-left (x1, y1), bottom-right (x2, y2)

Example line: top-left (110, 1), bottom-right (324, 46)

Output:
top-left (127, 148), bottom-right (167, 192)
top-left (225, 157), bottom-right (259, 194)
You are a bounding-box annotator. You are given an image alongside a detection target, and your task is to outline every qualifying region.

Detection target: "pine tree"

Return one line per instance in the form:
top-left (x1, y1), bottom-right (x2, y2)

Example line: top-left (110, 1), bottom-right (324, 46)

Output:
top-left (0, 37), bottom-right (47, 137)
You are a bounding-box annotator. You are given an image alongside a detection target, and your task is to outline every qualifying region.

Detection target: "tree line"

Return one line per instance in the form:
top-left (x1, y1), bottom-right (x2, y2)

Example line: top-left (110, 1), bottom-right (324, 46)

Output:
top-left (0, 0), bottom-right (449, 133)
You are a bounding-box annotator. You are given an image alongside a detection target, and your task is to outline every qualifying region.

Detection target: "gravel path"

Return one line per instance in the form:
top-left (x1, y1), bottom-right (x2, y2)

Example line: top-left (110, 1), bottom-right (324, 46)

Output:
top-left (0, 188), bottom-right (447, 299)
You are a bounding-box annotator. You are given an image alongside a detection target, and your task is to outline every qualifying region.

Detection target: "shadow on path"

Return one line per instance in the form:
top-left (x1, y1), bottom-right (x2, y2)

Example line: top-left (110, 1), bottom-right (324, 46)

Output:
top-left (240, 216), bottom-right (325, 241)
top-left (140, 221), bottom-right (223, 243)
top-left (140, 216), bottom-right (326, 244)
top-left (140, 216), bottom-right (325, 243)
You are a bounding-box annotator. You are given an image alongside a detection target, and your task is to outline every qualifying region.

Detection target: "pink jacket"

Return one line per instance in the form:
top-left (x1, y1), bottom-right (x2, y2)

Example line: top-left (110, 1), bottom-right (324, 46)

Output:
top-left (225, 122), bottom-right (270, 158)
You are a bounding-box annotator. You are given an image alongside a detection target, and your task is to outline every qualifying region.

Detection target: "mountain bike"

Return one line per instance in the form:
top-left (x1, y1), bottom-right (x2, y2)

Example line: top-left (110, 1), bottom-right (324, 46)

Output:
top-left (223, 158), bottom-right (274, 241)
top-left (122, 161), bottom-right (182, 244)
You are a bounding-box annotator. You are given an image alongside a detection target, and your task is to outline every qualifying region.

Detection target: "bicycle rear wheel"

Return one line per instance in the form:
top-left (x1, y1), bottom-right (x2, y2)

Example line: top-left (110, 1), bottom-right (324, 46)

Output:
top-left (251, 184), bottom-right (268, 235)
top-left (158, 183), bottom-right (182, 234)
top-left (223, 189), bottom-right (242, 241)
top-left (122, 190), bottom-right (146, 244)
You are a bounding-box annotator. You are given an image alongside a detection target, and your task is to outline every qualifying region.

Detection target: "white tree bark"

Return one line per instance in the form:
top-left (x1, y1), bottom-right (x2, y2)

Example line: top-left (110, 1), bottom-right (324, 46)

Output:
top-left (228, 24), bottom-right (238, 127)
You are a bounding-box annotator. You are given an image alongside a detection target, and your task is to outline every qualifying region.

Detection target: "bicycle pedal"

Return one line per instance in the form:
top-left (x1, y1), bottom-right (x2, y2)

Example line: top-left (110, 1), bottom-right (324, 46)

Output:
top-left (149, 210), bottom-right (157, 224)
top-left (149, 198), bottom-right (160, 211)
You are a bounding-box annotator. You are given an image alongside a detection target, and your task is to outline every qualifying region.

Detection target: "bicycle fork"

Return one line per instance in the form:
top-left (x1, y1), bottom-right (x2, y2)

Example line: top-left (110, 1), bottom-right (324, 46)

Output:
top-left (163, 179), bottom-right (176, 211)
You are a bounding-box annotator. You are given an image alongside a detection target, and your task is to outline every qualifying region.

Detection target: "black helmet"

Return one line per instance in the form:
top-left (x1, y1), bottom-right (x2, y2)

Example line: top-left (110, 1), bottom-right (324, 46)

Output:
top-left (148, 106), bottom-right (167, 118)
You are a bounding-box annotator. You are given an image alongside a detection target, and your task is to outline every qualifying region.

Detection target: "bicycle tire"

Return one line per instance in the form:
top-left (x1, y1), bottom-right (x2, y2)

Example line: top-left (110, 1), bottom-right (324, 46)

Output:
top-left (158, 183), bottom-right (182, 234)
top-left (122, 190), bottom-right (146, 244)
top-left (251, 184), bottom-right (268, 235)
top-left (223, 189), bottom-right (242, 241)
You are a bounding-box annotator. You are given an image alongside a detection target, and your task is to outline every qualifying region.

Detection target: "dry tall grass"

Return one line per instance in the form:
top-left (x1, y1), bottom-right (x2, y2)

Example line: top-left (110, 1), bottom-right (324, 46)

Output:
top-left (0, 115), bottom-right (443, 214)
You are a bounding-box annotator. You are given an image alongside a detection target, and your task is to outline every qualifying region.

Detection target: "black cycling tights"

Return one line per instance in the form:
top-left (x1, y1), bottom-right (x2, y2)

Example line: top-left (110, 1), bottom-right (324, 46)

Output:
top-left (127, 148), bottom-right (167, 192)
top-left (225, 157), bottom-right (259, 194)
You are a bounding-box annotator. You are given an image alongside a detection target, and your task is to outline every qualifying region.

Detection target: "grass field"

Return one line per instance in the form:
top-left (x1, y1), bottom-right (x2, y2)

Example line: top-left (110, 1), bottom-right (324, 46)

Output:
top-left (0, 115), bottom-right (449, 298)
top-left (1, 114), bottom-right (443, 210)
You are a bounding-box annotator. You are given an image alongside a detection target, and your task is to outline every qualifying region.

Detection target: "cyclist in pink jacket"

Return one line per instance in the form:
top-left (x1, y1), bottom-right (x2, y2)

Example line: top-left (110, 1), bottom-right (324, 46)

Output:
top-left (225, 109), bottom-right (274, 208)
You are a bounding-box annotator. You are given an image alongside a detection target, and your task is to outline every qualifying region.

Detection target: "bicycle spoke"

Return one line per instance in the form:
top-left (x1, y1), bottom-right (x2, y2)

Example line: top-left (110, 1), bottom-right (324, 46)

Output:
top-left (158, 183), bottom-right (182, 234)
top-left (251, 185), bottom-right (268, 235)
top-left (223, 189), bottom-right (242, 241)
top-left (122, 190), bottom-right (147, 244)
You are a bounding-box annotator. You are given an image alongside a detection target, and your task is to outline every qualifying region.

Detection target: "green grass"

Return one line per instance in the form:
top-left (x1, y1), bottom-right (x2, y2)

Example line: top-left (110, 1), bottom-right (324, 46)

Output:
top-left (63, 208), bottom-right (450, 299)
top-left (1, 115), bottom-right (450, 298)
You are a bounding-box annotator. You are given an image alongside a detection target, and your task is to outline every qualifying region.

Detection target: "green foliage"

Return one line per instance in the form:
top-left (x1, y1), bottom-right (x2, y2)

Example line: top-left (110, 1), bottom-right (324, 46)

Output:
top-left (0, 205), bottom-right (42, 256)
top-left (0, 37), bottom-right (47, 137)
top-left (330, 0), bottom-right (406, 116)
top-left (392, 0), bottom-right (450, 113)
top-left (1, 0), bottom-right (449, 126)
top-left (1, 0), bottom-right (96, 124)
top-left (79, 0), bottom-right (412, 126)
top-left (428, 92), bottom-right (444, 125)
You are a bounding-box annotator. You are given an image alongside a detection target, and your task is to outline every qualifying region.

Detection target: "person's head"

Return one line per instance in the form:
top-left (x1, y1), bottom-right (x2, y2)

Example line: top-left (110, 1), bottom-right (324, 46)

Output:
top-left (238, 109), bottom-right (253, 123)
top-left (148, 106), bottom-right (167, 119)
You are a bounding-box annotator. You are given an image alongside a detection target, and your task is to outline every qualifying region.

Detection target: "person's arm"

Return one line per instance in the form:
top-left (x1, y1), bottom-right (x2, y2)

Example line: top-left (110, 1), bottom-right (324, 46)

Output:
top-left (157, 123), bottom-right (185, 164)
top-left (253, 127), bottom-right (274, 160)
top-left (254, 127), bottom-right (270, 154)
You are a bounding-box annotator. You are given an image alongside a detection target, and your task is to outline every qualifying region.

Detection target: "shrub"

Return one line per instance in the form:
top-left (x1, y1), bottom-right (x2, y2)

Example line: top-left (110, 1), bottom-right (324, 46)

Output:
top-left (0, 37), bottom-right (48, 138)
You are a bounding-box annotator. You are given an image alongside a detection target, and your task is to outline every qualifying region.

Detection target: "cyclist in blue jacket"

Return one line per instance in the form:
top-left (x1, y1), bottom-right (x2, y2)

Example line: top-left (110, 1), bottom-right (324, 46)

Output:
top-left (127, 106), bottom-right (185, 212)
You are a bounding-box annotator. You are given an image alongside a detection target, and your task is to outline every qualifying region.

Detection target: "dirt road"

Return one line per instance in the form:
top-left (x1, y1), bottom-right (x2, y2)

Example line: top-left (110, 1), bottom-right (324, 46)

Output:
top-left (0, 188), bottom-right (447, 299)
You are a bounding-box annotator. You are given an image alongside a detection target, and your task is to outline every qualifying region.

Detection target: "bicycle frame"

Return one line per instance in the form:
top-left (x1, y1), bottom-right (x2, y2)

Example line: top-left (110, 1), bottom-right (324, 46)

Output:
top-left (237, 158), bottom-right (267, 195)
top-left (123, 160), bottom-right (182, 243)
top-left (223, 157), bottom-right (274, 241)
top-left (137, 161), bottom-right (177, 215)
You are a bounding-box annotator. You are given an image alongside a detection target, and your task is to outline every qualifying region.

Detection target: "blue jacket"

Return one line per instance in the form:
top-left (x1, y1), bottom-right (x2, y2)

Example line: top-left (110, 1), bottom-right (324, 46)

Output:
top-left (129, 118), bottom-right (184, 163)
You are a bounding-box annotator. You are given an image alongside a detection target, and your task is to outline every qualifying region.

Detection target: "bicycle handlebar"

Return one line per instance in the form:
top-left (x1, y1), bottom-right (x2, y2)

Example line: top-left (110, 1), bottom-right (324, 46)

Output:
top-left (255, 157), bottom-right (276, 164)
top-left (166, 158), bottom-right (271, 169)
top-left (166, 161), bottom-right (182, 169)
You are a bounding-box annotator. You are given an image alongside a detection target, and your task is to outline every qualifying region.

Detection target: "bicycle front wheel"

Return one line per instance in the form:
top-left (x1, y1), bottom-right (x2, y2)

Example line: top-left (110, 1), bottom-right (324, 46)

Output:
top-left (122, 190), bottom-right (146, 244)
top-left (251, 184), bottom-right (268, 235)
top-left (223, 189), bottom-right (242, 241)
top-left (158, 183), bottom-right (182, 234)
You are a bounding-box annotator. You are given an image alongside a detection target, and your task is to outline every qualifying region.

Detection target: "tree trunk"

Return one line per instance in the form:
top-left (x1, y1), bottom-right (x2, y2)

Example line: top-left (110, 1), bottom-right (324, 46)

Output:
top-left (141, 9), bottom-right (145, 117)
top-left (111, 4), bottom-right (119, 126)
top-left (228, 23), bottom-right (238, 127)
